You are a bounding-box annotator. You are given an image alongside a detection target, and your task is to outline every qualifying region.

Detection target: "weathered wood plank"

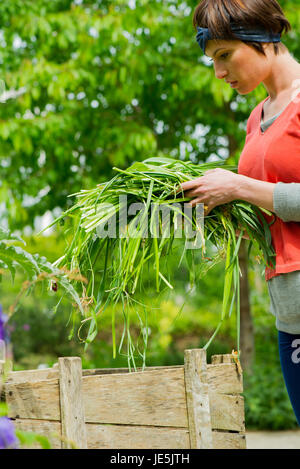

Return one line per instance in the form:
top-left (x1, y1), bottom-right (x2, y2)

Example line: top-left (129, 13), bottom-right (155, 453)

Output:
top-left (58, 357), bottom-right (87, 449)
top-left (5, 366), bottom-right (184, 384)
top-left (86, 424), bottom-right (190, 449)
top-left (82, 365), bottom-right (183, 375)
top-left (6, 363), bottom-right (242, 394)
top-left (211, 354), bottom-right (234, 364)
top-left (8, 371), bottom-right (187, 425)
top-left (184, 349), bottom-right (213, 449)
top-left (13, 418), bottom-right (62, 449)
top-left (211, 354), bottom-right (243, 378)
top-left (6, 368), bottom-right (58, 384)
top-left (83, 367), bottom-right (188, 428)
top-left (87, 425), bottom-right (246, 450)
top-left (13, 420), bottom-right (246, 450)
top-left (210, 394), bottom-right (245, 432)
top-left (212, 431), bottom-right (246, 450)
top-left (5, 378), bottom-right (60, 420)
top-left (206, 363), bottom-right (242, 394)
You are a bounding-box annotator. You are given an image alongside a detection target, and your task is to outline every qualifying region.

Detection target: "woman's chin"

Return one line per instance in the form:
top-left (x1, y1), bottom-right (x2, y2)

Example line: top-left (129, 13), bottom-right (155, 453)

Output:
top-left (237, 87), bottom-right (251, 95)
top-left (238, 83), bottom-right (260, 95)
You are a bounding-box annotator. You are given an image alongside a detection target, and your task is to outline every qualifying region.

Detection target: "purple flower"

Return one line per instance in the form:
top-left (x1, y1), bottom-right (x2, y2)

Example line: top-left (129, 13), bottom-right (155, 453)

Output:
top-left (0, 417), bottom-right (19, 449)
top-left (0, 304), bottom-right (7, 342)
top-left (22, 324), bottom-right (30, 331)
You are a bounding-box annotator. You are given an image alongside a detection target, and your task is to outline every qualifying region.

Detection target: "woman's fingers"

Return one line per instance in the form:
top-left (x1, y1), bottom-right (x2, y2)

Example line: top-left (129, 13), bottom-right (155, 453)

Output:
top-left (175, 180), bottom-right (210, 213)
top-left (177, 178), bottom-right (202, 193)
top-left (188, 199), bottom-right (211, 214)
top-left (188, 199), bottom-right (201, 208)
top-left (184, 189), bottom-right (204, 198)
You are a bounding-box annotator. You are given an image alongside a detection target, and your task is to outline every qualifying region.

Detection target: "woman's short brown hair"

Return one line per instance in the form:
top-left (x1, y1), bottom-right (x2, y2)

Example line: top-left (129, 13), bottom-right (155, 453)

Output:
top-left (193, 0), bottom-right (291, 56)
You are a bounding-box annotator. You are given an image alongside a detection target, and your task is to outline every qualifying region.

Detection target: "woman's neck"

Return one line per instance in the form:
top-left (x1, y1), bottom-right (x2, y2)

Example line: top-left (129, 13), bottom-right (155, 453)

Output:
top-left (262, 49), bottom-right (300, 102)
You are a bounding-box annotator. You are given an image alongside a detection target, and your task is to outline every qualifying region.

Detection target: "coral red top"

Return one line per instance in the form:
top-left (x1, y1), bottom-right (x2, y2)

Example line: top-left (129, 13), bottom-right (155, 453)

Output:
top-left (238, 93), bottom-right (300, 281)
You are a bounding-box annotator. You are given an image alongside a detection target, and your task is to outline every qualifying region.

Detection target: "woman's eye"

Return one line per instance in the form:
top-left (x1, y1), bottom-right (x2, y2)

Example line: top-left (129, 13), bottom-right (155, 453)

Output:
top-left (207, 53), bottom-right (229, 64)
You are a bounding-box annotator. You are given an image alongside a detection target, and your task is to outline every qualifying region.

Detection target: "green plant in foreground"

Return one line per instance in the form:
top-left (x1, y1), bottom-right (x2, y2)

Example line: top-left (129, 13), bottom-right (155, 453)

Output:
top-left (0, 226), bottom-right (85, 317)
top-left (45, 156), bottom-right (275, 370)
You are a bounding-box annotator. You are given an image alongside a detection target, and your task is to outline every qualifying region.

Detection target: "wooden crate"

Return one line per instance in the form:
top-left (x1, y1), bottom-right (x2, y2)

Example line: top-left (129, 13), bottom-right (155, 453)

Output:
top-left (0, 349), bottom-right (246, 449)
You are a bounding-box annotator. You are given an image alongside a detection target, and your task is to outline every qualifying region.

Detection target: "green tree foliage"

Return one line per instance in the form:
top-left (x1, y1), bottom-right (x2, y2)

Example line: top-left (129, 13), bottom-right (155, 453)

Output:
top-left (0, 0), bottom-right (299, 428)
top-left (0, 0), bottom-right (299, 229)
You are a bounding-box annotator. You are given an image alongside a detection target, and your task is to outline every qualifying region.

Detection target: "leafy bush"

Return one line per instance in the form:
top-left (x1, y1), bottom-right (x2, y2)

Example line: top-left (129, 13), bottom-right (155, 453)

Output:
top-left (243, 273), bottom-right (299, 430)
top-left (244, 332), bottom-right (298, 430)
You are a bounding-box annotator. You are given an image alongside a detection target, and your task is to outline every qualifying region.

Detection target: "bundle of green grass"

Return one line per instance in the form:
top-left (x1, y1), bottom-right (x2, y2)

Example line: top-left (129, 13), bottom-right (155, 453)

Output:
top-left (48, 156), bottom-right (275, 369)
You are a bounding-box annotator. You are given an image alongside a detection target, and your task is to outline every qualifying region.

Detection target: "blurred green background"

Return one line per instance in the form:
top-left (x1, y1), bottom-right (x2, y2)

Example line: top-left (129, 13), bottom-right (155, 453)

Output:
top-left (0, 0), bottom-right (299, 430)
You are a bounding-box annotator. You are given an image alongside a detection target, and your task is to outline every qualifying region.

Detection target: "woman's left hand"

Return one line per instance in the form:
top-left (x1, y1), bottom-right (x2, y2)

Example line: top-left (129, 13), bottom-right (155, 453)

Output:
top-left (178, 168), bottom-right (242, 214)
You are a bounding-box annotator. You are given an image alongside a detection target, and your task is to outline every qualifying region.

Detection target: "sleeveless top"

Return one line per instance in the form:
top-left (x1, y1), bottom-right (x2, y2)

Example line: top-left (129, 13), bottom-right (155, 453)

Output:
top-left (238, 93), bottom-right (300, 281)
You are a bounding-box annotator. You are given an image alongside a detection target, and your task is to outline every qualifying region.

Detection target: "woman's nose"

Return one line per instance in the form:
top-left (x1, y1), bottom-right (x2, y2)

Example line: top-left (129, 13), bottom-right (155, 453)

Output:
top-left (214, 63), bottom-right (228, 80)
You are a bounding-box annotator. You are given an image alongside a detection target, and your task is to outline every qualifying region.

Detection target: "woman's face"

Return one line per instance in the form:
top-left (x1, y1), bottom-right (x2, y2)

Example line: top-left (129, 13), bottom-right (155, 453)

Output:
top-left (205, 39), bottom-right (272, 95)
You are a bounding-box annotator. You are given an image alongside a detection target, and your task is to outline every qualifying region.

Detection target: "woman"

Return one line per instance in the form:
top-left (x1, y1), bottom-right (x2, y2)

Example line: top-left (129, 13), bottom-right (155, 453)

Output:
top-left (180, 0), bottom-right (300, 425)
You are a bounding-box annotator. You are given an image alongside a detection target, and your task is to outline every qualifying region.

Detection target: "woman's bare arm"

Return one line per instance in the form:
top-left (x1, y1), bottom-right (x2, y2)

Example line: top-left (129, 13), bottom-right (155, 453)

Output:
top-left (179, 168), bottom-right (275, 214)
top-left (235, 174), bottom-right (275, 212)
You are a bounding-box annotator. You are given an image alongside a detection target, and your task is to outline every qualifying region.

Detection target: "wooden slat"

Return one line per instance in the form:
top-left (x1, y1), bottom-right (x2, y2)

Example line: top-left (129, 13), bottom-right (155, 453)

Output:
top-left (211, 354), bottom-right (234, 364)
top-left (6, 363), bottom-right (242, 395)
top-left (13, 419), bottom-right (62, 449)
top-left (207, 363), bottom-right (242, 394)
top-left (82, 365), bottom-right (183, 375)
top-left (86, 424), bottom-right (190, 449)
top-left (83, 367), bottom-right (188, 427)
top-left (184, 349), bottom-right (213, 449)
top-left (88, 426), bottom-right (247, 450)
top-left (212, 431), bottom-right (246, 450)
top-left (8, 371), bottom-right (187, 425)
top-left (6, 368), bottom-right (58, 384)
top-left (14, 419), bottom-right (246, 450)
top-left (14, 420), bottom-right (246, 450)
top-left (210, 394), bottom-right (245, 432)
top-left (6, 366), bottom-right (184, 383)
top-left (58, 357), bottom-right (87, 449)
top-left (5, 378), bottom-right (60, 420)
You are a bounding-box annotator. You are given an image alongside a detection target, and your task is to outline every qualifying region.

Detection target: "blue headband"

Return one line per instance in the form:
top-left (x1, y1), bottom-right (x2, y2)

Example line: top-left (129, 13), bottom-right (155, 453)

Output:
top-left (196, 24), bottom-right (281, 54)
